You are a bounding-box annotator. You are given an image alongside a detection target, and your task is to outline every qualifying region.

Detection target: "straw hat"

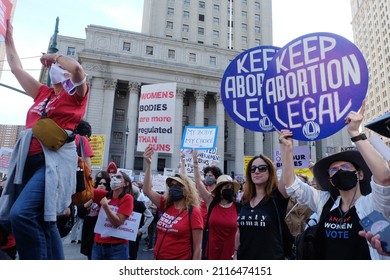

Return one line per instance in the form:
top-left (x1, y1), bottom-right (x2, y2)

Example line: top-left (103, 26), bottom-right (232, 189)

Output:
top-left (212, 175), bottom-right (240, 195)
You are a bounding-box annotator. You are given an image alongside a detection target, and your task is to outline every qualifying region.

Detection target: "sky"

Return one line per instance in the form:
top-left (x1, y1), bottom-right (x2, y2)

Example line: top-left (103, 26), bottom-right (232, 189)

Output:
top-left (0, 0), bottom-right (353, 125)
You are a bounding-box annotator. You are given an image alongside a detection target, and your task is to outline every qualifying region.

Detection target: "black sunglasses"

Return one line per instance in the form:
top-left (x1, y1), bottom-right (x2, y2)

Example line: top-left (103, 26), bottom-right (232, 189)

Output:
top-left (250, 164), bottom-right (269, 173)
top-left (98, 182), bottom-right (108, 187)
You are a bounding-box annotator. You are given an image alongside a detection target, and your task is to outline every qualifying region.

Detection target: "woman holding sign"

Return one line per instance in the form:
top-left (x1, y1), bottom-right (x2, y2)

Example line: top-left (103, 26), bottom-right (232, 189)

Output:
top-left (91, 171), bottom-right (134, 260)
top-left (278, 102), bottom-right (390, 260)
top-left (143, 145), bottom-right (203, 260)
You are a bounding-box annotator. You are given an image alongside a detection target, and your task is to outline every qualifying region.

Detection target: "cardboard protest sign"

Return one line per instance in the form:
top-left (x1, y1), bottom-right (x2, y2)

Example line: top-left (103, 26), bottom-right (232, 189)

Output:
top-left (180, 126), bottom-right (218, 149)
top-left (137, 83), bottom-right (176, 153)
top-left (0, 0), bottom-right (12, 41)
top-left (94, 206), bottom-right (142, 241)
top-left (262, 32), bottom-right (368, 141)
top-left (181, 148), bottom-right (220, 177)
top-left (89, 135), bottom-right (105, 170)
top-left (273, 145), bottom-right (310, 169)
top-left (221, 46), bottom-right (280, 132)
top-left (0, 147), bottom-right (12, 174)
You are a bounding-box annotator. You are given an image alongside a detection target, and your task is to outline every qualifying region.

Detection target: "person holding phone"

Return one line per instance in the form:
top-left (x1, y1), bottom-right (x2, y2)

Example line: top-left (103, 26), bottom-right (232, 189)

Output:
top-left (278, 102), bottom-right (390, 260)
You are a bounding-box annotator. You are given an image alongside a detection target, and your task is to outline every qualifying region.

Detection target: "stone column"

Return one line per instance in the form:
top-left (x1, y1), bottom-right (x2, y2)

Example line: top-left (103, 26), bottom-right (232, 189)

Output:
top-left (172, 88), bottom-right (185, 169)
top-left (194, 90), bottom-right (206, 126)
top-left (214, 94), bottom-right (225, 170)
top-left (126, 81), bottom-right (141, 170)
top-left (254, 132), bottom-right (264, 155)
top-left (234, 124), bottom-right (245, 176)
top-left (102, 79), bottom-right (116, 168)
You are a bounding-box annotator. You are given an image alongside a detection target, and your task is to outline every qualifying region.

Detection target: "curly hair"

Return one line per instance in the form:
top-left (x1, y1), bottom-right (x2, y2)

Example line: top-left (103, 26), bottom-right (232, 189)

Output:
top-left (203, 166), bottom-right (222, 178)
top-left (241, 154), bottom-right (278, 204)
top-left (164, 173), bottom-right (199, 211)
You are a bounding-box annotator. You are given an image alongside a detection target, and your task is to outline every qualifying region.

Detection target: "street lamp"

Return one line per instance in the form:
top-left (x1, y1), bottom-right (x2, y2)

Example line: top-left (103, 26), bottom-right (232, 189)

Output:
top-left (124, 126), bottom-right (129, 169)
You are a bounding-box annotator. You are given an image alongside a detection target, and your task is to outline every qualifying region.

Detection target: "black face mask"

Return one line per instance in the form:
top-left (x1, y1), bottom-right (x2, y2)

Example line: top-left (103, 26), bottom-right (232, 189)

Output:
top-left (169, 186), bottom-right (184, 201)
top-left (330, 169), bottom-right (358, 191)
top-left (221, 188), bottom-right (234, 202)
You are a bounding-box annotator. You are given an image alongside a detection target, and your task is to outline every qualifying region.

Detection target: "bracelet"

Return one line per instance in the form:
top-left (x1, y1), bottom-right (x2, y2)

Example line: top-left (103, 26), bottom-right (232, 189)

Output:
top-left (55, 54), bottom-right (63, 63)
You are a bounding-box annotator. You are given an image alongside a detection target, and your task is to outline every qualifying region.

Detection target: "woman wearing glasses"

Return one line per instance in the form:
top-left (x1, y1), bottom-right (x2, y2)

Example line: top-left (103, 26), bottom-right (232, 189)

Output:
top-left (143, 145), bottom-right (203, 260)
top-left (90, 171), bottom-right (134, 260)
top-left (234, 154), bottom-right (291, 260)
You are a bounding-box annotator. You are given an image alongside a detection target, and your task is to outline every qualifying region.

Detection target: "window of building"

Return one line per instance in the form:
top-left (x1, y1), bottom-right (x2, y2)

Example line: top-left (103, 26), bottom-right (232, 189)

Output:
top-left (255, 39), bottom-right (260, 46)
top-left (189, 52), bottom-right (196, 62)
top-left (199, 14), bottom-right (205, 21)
top-left (168, 7), bottom-right (174, 16)
top-left (183, 0), bottom-right (190, 5)
top-left (198, 27), bottom-right (204, 35)
top-left (204, 118), bottom-right (209, 126)
top-left (113, 132), bottom-right (123, 144)
top-left (146, 46), bottom-right (154, 55)
top-left (255, 26), bottom-right (260, 34)
top-left (183, 11), bottom-right (190, 19)
top-left (213, 17), bottom-right (219, 25)
top-left (199, 1), bottom-right (205, 9)
top-left (228, 20), bottom-right (233, 27)
top-left (114, 109), bottom-right (125, 121)
top-left (168, 49), bottom-right (176, 59)
top-left (255, 1), bottom-right (260, 10)
top-left (134, 157), bottom-right (143, 170)
top-left (213, 30), bottom-right (219, 38)
top-left (242, 23), bottom-right (247, 31)
top-left (242, 0), bottom-right (247, 5)
top-left (228, 7), bottom-right (233, 15)
top-left (209, 56), bottom-right (217, 66)
top-left (242, 11), bottom-right (247, 19)
top-left (157, 158), bottom-right (166, 172)
top-left (67, 47), bottom-right (75, 56)
top-left (166, 21), bottom-right (173, 29)
top-left (121, 42), bottom-right (131, 53)
top-left (213, 4), bottom-right (219, 12)
top-left (182, 24), bottom-right (189, 32)
top-left (111, 156), bottom-right (121, 168)
top-left (242, 36), bottom-right (247, 45)
top-left (255, 14), bottom-right (260, 21)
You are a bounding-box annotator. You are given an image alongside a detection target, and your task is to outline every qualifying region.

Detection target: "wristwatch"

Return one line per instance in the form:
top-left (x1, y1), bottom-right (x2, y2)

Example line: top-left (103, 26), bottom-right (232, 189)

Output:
top-left (350, 133), bottom-right (367, 142)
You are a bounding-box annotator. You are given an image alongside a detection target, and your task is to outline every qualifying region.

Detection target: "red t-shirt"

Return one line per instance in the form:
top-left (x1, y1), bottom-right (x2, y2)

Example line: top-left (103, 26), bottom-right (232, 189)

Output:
top-left (75, 135), bottom-right (94, 158)
top-left (93, 189), bottom-right (134, 245)
top-left (154, 197), bottom-right (204, 260)
top-left (26, 85), bottom-right (89, 155)
top-left (206, 203), bottom-right (238, 260)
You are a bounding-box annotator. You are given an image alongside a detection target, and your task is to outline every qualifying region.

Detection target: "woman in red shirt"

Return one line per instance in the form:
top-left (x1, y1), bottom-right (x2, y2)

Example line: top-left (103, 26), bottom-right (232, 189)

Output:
top-left (143, 145), bottom-right (203, 260)
top-left (91, 171), bottom-right (134, 260)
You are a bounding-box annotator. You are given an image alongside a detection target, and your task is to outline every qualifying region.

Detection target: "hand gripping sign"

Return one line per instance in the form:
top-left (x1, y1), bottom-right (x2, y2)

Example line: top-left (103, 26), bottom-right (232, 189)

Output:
top-left (261, 32), bottom-right (369, 141)
top-left (221, 46), bottom-right (280, 132)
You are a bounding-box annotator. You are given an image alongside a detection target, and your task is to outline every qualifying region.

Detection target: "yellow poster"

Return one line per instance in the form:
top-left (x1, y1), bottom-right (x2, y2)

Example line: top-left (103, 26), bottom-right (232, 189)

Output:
top-left (89, 135), bottom-right (105, 171)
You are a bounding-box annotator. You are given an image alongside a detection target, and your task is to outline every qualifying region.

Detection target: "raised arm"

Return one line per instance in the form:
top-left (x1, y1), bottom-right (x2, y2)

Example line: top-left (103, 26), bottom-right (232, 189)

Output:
top-left (346, 101), bottom-right (390, 186)
top-left (192, 150), bottom-right (213, 206)
top-left (5, 20), bottom-right (41, 98)
top-left (142, 145), bottom-right (162, 208)
top-left (278, 129), bottom-right (294, 198)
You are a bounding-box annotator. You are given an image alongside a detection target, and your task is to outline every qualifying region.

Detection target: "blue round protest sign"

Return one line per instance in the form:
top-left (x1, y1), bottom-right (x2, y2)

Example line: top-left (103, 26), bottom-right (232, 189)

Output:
top-left (221, 46), bottom-right (280, 132)
top-left (261, 32), bottom-right (369, 141)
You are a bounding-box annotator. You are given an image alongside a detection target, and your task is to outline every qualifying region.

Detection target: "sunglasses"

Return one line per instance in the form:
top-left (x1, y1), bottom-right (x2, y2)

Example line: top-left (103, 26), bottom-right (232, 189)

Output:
top-left (328, 163), bottom-right (355, 177)
top-left (98, 182), bottom-right (108, 186)
top-left (250, 164), bottom-right (269, 173)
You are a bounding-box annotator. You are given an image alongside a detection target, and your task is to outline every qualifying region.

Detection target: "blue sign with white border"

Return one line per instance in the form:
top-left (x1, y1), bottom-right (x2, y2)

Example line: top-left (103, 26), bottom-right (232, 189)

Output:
top-left (261, 32), bottom-right (369, 141)
top-left (221, 46), bottom-right (280, 132)
top-left (180, 126), bottom-right (218, 150)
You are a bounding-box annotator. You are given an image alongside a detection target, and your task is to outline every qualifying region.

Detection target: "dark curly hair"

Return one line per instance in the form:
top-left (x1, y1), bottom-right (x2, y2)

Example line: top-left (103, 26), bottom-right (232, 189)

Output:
top-left (76, 119), bottom-right (92, 138)
top-left (203, 166), bottom-right (222, 178)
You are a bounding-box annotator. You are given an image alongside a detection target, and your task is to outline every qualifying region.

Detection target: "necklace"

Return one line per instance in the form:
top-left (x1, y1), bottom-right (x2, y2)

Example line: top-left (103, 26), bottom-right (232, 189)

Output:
top-left (219, 202), bottom-right (232, 208)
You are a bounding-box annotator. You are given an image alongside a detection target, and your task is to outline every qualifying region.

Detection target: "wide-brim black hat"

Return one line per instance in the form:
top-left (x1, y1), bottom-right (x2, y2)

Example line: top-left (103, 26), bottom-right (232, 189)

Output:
top-left (313, 150), bottom-right (372, 195)
top-left (365, 112), bottom-right (390, 137)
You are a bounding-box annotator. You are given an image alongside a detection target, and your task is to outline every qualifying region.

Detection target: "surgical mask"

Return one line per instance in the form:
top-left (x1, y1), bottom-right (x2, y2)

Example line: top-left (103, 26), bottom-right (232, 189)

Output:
top-left (110, 176), bottom-right (122, 191)
top-left (169, 186), bottom-right (184, 201)
top-left (204, 176), bottom-right (216, 186)
top-left (330, 169), bottom-right (358, 191)
top-left (49, 63), bottom-right (77, 95)
top-left (221, 188), bottom-right (234, 202)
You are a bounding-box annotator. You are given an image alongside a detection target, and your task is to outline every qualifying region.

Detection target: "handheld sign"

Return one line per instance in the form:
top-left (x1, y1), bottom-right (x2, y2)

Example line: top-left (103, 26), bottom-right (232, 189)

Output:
top-left (0, 0), bottom-right (12, 41)
top-left (262, 32), bottom-right (369, 141)
top-left (221, 46), bottom-right (280, 132)
top-left (180, 126), bottom-right (218, 150)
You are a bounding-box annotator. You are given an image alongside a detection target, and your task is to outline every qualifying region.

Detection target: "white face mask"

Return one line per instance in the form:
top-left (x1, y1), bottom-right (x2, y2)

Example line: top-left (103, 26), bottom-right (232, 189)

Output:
top-left (49, 63), bottom-right (77, 95)
top-left (110, 176), bottom-right (122, 191)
